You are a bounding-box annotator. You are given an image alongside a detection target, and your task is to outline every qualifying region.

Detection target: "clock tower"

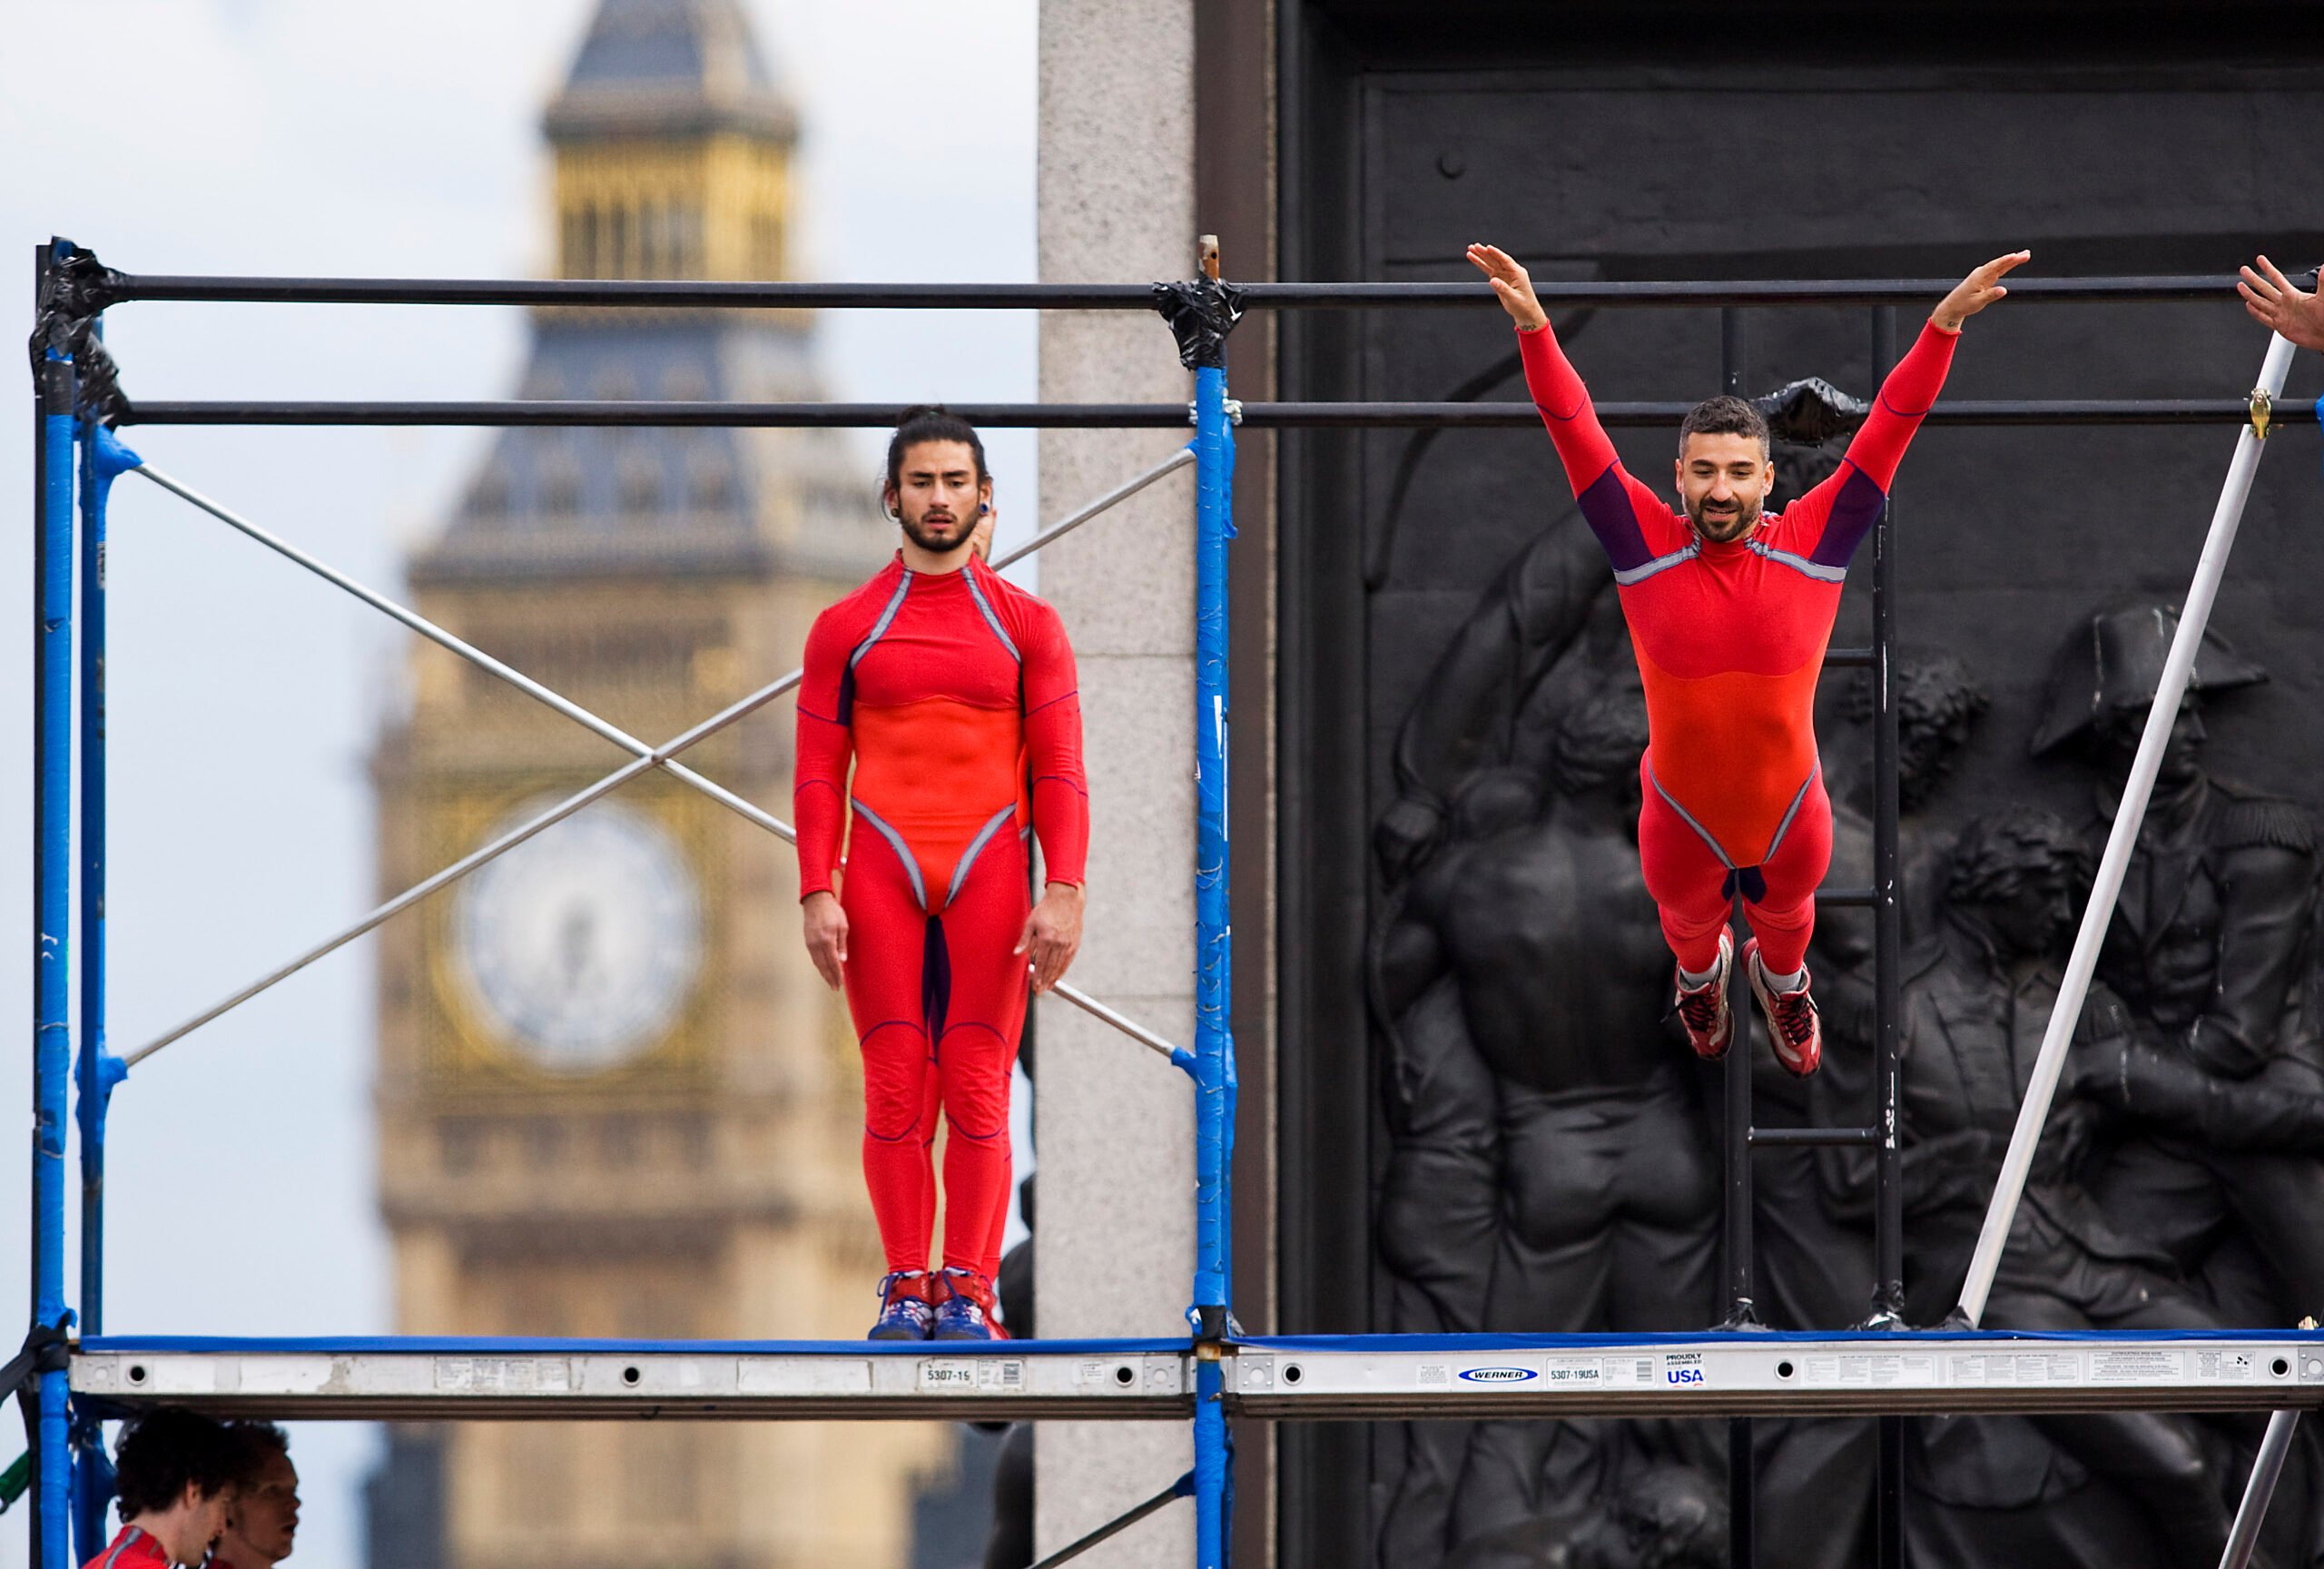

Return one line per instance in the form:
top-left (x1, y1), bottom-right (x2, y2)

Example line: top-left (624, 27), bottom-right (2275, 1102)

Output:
top-left (368, 5), bottom-right (945, 1566)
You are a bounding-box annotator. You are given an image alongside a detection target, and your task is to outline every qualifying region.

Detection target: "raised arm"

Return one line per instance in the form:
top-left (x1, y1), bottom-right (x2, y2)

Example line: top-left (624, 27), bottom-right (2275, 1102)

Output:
top-left (1784, 251), bottom-right (2027, 564)
top-left (2240, 255), bottom-right (2324, 352)
top-left (1468, 243), bottom-right (1682, 569)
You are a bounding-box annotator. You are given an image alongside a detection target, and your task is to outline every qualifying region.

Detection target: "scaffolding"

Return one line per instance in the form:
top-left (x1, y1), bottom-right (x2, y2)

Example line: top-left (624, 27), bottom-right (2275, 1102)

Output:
top-left (25, 236), bottom-right (2324, 1569)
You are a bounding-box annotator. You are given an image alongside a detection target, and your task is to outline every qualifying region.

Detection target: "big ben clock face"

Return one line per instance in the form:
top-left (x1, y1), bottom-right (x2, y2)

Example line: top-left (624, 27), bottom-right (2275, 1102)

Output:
top-left (448, 796), bottom-right (704, 1073)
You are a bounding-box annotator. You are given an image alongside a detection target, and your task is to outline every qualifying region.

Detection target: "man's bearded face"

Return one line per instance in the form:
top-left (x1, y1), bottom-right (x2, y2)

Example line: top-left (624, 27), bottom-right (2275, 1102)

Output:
top-left (1674, 430), bottom-right (1773, 543)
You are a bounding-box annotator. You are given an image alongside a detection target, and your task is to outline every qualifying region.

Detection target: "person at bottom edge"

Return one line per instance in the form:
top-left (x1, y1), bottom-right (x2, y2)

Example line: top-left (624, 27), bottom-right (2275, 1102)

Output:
top-left (209, 1423), bottom-right (298, 1569)
top-left (82, 1407), bottom-right (256, 1569)
top-left (796, 405), bottom-right (1088, 1341)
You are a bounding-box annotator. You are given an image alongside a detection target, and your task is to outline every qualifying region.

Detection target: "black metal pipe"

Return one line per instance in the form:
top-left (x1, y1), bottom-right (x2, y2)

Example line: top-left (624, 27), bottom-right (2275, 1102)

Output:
top-left (112, 397), bottom-right (2316, 430)
top-left (96, 271), bottom-right (2264, 311)
top-left (103, 275), bottom-right (1162, 311)
top-left (1749, 1126), bottom-right (1883, 1148)
top-left (1718, 311), bottom-right (1758, 1569)
top-left (1242, 400), bottom-right (2307, 428)
top-left (1871, 306), bottom-right (1908, 1569)
top-left (117, 400), bottom-right (1195, 429)
top-left (1241, 273), bottom-right (2258, 308)
top-left (1815, 888), bottom-right (1878, 908)
top-left (1026, 1475), bottom-right (1192, 1569)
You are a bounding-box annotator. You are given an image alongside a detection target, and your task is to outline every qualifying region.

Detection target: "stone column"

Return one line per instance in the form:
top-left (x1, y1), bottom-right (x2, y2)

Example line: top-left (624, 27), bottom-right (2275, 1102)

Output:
top-left (1034, 2), bottom-right (1197, 1564)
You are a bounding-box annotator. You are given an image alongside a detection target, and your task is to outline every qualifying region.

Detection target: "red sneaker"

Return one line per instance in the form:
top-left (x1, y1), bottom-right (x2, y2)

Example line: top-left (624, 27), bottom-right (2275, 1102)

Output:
top-left (1744, 939), bottom-right (1822, 1077)
top-left (1670, 930), bottom-right (1735, 1061)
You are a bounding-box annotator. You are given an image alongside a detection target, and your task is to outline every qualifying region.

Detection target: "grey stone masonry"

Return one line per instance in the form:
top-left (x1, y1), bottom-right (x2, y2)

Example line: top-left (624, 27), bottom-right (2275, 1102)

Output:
top-left (1034, 1), bottom-right (1198, 1564)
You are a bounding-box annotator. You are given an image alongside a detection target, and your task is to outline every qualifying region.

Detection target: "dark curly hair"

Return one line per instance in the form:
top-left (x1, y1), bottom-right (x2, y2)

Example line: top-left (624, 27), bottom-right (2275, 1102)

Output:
top-left (1677, 393), bottom-right (1769, 458)
top-left (883, 404), bottom-right (989, 498)
top-left (113, 1407), bottom-right (251, 1517)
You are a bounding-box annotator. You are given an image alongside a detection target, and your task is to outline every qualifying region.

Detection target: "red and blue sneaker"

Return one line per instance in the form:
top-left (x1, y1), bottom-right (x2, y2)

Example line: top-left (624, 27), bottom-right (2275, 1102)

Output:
top-left (1743, 938), bottom-right (1822, 1077)
top-left (931, 1268), bottom-right (1008, 1341)
top-left (1670, 930), bottom-right (1735, 1061)
top-left (869, 1271), bottom-right (936, 1340)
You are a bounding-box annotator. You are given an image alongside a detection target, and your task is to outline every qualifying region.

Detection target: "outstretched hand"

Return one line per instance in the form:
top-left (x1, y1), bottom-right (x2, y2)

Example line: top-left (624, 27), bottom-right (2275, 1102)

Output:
top-left (1466, 243), bottom-right (1549, 331)
top-left (1931, 251), bottom-right (2031, 333)
top-left (2240, 255), bottom-right (2324, 352)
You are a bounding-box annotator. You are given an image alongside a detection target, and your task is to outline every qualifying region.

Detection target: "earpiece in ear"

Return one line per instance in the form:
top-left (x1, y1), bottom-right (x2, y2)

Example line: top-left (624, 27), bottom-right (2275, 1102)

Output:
top-left (980, 503), bottom-right (990, 515)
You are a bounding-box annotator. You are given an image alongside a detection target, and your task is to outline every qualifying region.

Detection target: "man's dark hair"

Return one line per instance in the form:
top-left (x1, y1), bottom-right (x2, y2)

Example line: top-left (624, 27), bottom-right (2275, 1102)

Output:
top-left (883, 404), bottom-right (989, 497)
top-left (113, 1407), bottom-right (251, 1517)
top-left (1945, 805), bottom-right (2090, 910)
top-left (227, 1420), bottom-right (290, 1468)
top-left (1677, 395), bottom-right (1770, 458)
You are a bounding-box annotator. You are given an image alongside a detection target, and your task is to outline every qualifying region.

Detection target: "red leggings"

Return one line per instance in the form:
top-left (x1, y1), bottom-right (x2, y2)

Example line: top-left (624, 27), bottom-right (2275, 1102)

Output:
top-left (1637, 758), bottom-right (1830, 978)
top-left (841, 817), bottom-right (1029, 1280)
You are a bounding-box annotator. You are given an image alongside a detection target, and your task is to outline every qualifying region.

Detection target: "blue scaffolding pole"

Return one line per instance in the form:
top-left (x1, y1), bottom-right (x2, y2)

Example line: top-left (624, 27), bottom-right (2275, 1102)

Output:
top-left (70, 417), bottom-right (132, 1565)
top-left (1190, 360), bottom-right (1236, 1569)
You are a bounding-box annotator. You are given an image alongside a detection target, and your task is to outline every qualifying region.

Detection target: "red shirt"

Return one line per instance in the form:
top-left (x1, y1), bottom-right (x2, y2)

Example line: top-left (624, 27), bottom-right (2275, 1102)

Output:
top-left (795, 553), bottom-right (1088, 903)
top-left (84, 1526), bottom-right (172, 1569)
top-left (1518, 318), bottom-right (1955, 863)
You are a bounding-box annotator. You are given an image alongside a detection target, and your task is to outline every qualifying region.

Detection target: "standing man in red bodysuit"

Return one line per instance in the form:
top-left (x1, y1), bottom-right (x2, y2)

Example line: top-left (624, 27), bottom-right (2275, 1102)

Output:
top-left (1469, 242), bottom-right (2024, 1075)
top-left (796, 406), bottom-right (1088, 1340)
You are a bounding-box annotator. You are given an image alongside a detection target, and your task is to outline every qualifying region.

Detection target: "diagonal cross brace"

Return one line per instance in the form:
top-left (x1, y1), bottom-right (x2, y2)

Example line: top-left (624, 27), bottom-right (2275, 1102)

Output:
top-left (122, 446), bottom-right (1197, 1069)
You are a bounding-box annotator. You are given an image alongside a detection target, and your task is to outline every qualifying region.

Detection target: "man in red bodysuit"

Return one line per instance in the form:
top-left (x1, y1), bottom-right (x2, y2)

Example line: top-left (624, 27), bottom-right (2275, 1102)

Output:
top-left (797, 406), bottom-right (1088, 1340)
top-left (1469, 242), bottom-right (2025, 1074)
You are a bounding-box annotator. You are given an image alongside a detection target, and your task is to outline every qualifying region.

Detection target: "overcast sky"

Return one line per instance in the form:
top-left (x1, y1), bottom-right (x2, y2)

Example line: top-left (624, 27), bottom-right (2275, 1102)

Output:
top-left (0, 3), bottom-right (1039, 1564)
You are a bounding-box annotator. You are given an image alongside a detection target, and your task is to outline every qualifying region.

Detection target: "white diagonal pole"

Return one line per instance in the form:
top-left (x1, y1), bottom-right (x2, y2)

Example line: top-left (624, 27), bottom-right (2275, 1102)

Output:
top-left (2218, 1409), bottom-right (2300, 1569)
top-left (1955, 331), bottom-right (2299, 1326)
top-left (134, 463), bottom-right (784, 836)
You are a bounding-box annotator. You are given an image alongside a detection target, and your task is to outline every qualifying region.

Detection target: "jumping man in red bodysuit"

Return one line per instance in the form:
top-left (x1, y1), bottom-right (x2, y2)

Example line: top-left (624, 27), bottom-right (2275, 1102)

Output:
top-left (796, 407), bottom-right (1088, 1339)
top-left (1470, 242), bottom-right (2025, 1075)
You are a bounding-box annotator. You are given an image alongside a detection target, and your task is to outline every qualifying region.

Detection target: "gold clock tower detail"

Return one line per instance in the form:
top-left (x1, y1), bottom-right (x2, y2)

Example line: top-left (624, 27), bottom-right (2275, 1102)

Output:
top-left (368, 5), bottom-right (944, 1565)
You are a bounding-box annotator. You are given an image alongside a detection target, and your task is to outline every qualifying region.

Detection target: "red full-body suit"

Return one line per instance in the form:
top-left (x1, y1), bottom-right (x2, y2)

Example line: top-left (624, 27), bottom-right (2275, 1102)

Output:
top-left (795, 553), bottom-right (1088, 1280)
top-left (1517, 318), bottom-right (1957, 975)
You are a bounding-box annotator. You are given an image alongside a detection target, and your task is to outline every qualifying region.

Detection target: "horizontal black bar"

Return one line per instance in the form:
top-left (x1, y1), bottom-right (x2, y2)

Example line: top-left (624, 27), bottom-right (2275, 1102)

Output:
top-left (1816, 888), bottom-right (1878, 908)
top-left (1749, 1126), bottom-right (1884, 1148)
top-left (103, 276), bottom-right (1162, 311)
top-left (119, 400), bottom-right (1194, 429)
top-left (114, 398), bottom-right (2317, 431)
top-left (98, 272), bottom-right (2261, 311)
top-left (1827, 647), bottom-right (1874, 668)
top-left (1243, 275), bottom-right (2253, 309)
top-left (1247, 400), bottom-right (2315, 429)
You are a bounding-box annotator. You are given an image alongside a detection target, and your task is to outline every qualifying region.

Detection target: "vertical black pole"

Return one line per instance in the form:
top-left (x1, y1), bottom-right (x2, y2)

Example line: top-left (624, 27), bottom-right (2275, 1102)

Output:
top-left (30, 238), bottom-right (77, 1569)
top-left (1870, 304), bottom-right (1906, 1569)
top-left (1718, 306), bottom-right (1756, 1569)
top-left (1718, 303), bottom-right (1757, 1326)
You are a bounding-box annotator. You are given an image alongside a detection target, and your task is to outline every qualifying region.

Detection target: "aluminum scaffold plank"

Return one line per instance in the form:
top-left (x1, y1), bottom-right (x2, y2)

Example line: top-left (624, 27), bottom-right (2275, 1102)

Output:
top-left (72, 1339), bottom-right (1195, 1423)
top-left (69, 1331), bottom-right (2324, 1424)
